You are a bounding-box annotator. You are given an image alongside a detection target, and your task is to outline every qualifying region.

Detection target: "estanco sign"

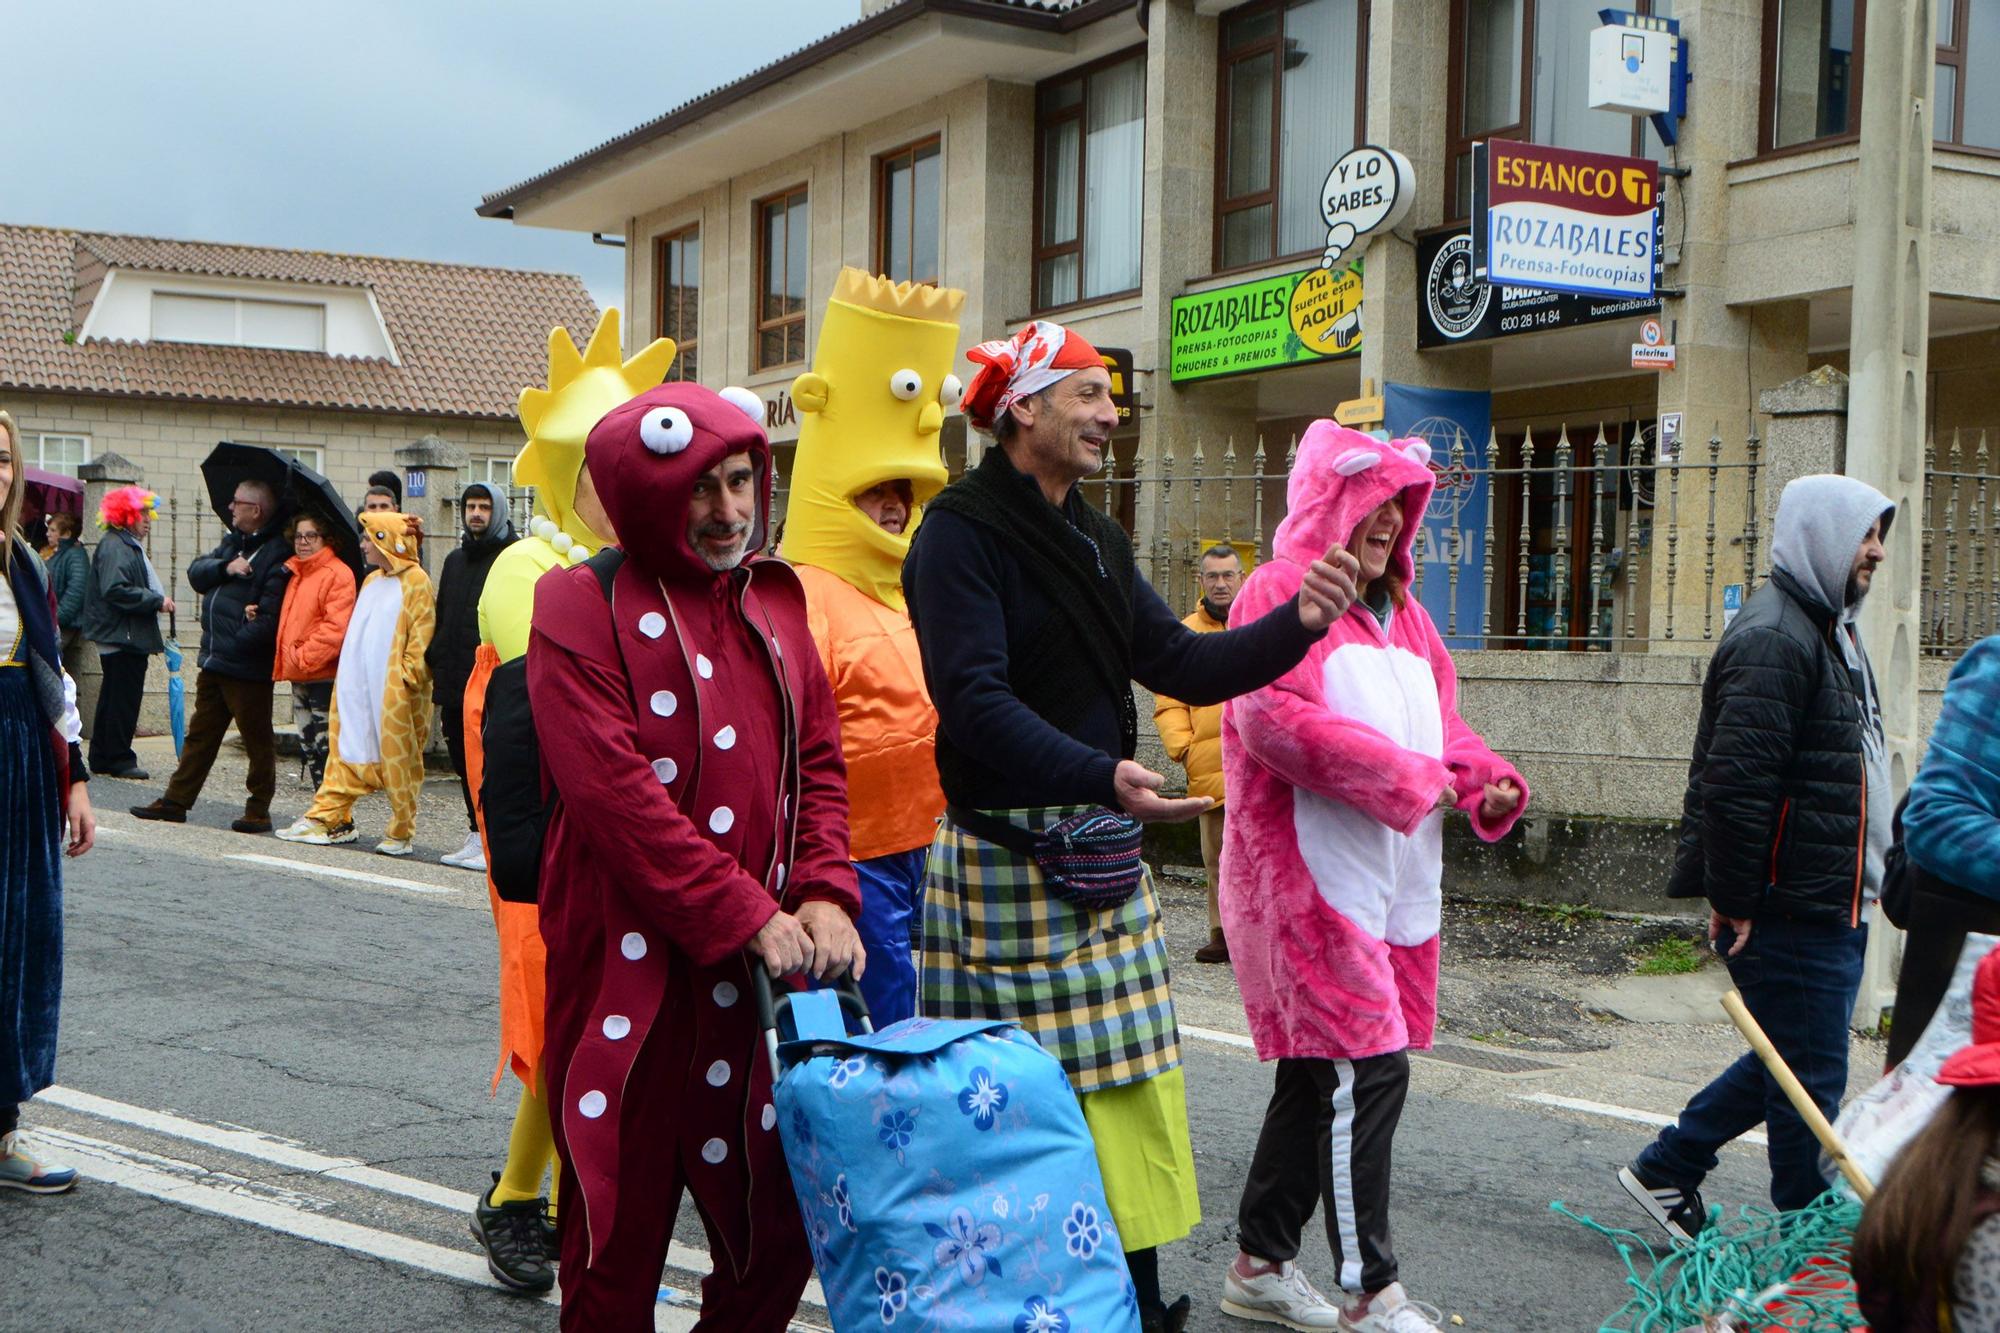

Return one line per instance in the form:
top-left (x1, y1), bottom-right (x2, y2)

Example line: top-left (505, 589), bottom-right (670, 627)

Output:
top-left (1478, 141), bottom-right (1658, 302)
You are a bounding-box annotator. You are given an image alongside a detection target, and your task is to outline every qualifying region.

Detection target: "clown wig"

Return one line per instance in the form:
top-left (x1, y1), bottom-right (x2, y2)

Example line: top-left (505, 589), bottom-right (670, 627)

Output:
top-left (100, 485), bottom-right (159, 532)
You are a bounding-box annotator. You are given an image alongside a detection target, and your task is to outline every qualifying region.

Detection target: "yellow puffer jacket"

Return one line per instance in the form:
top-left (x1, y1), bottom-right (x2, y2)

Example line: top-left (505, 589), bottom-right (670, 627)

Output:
top-left (1153, 603), bottom-right (1228, 806)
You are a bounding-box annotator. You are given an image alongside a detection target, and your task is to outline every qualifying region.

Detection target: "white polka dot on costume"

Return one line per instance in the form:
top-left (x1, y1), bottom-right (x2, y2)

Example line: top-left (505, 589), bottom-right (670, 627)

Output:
top-left (579, 1090), bottom-right (608, 1119)
top-left (713, 725), bottom-right (736, 751)
top-left (696, 654), bottom-right (713, 679)
top-left (650, 690), bottom-right (677, 718)
top-left (651, 757), bottom-right (679, 784)
top-left (701, 1138), bottom-right (728, 1164)
top-left (706, 1060), bottom-right (731, 1087)
top-left (761, 1104), bottom-right (776, 1131)
top-left (602, 1014), bottom-right (631, 1040)
top-left (638, 612), bottom-right (667, 639)
top-left (709, 806), bottom-right (735, 834)
top-left (621, 932), bottom-right (647, 960)
top-left (713, 981), bottom-right (739, 1007)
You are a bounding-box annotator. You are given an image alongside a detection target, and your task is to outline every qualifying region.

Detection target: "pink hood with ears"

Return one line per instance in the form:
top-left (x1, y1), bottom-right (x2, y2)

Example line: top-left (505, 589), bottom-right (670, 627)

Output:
top-left (1271, 421), bottom-right (1437, 581)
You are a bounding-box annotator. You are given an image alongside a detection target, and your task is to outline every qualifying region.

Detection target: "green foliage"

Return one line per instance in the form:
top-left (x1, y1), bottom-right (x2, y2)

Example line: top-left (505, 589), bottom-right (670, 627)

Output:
top-left (1635, 937), bottom-right (1702, 976)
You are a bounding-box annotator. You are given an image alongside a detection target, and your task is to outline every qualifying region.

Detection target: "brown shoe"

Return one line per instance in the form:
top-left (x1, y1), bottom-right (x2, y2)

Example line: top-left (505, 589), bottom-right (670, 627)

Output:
top-left (231, 814), bottom-right (273, 834)
top-left (129, 799), bottom-right (187, 824)
top-left (1194, 929), bottom-right (1230, 964)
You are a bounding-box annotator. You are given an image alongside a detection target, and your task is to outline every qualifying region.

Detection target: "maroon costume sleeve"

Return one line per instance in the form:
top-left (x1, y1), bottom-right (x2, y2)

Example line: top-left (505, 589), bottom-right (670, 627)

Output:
top-left (785, 616), bottom-right (862, 919)
top-left (528, 596), bottom-right (781, 967)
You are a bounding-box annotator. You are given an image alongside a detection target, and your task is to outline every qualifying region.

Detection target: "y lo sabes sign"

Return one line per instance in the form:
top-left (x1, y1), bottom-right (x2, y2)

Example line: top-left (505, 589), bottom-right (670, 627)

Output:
top-left (1476, 141), bottom-right (1658, 302)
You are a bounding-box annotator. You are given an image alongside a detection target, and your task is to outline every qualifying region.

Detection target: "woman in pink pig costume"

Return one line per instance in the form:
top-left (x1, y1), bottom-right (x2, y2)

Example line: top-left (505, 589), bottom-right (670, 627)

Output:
top-left (528, 381), bottom-right (863, 1330)
top-left (1215, 421), bottom-right (1528, 1333)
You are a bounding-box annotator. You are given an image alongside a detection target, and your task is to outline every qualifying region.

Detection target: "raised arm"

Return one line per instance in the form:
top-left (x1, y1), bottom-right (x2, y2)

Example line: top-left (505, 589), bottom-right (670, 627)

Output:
top-left (1226, 564), bottom-right (1451, 836)
top-left (1131, 570), bottom-right (1321, 707)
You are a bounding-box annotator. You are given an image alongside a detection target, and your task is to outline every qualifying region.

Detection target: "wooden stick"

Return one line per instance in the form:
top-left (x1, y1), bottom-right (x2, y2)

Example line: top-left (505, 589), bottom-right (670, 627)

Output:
top-left (1721, 990), bottom-right (1876, 1202)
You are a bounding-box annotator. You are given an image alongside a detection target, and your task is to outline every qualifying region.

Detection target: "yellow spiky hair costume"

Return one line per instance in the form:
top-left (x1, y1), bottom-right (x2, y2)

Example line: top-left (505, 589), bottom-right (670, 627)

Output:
top-left (780, 268), bottom-right (964, 611)
top-left (514, 307), bottom-right (676, 562)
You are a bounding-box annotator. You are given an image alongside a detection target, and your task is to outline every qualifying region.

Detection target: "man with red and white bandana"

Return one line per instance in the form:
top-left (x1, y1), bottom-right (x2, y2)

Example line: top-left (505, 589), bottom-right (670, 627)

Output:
top-left (528, 381), bottom-right (863, 1330)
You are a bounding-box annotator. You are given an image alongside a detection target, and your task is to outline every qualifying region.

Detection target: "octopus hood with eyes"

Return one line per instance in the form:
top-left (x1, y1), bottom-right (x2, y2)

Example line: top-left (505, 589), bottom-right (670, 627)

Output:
top-left (584, 382), bottom-right (772, 585)
top-left (778, 268), bottom-right (963, 611)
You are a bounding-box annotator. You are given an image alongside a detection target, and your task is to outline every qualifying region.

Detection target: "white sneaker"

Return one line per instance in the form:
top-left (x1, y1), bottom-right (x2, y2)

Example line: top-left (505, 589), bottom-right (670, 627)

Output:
top-left (275, 818), bottom-right (356, 846)
top-left (1220, 1259), bottom-right (1344, 1330)
top-left (375, 837), bottom-right (415, 858)
top-left (1339, 1283), bottom-right (1444, 1333)
top-left (440, 831), bottom-right (483, 867)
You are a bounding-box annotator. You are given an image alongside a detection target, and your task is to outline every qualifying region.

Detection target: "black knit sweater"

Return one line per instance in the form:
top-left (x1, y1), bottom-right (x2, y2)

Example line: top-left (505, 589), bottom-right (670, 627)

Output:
top-left (905, 448), bottom-right (1323, 811)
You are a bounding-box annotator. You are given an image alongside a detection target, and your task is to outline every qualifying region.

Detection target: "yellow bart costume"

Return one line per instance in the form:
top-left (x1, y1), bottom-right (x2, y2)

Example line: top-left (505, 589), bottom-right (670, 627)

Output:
top-left (780, 267), bottom-right (960, 1023)
top-left (277, 512), bottom-right (435, 855)
top-left (461, 308), bottom-right (673, 1293)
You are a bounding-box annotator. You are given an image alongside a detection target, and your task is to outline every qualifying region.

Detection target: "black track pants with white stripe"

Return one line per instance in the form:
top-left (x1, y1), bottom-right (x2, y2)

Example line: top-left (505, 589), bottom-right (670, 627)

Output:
top-left (1235, 1052), bottom-right (1411, 1295)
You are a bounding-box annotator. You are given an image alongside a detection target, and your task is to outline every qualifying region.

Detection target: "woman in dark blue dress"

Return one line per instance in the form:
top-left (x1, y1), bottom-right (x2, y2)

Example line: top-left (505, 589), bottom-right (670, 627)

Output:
top-left (0, 409), bottom-right (96, 1193)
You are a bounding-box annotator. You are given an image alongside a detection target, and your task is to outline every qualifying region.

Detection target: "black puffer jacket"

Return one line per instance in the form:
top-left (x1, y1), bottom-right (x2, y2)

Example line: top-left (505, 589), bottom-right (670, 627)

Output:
top-left (1667, 567), bottom-right (1870, 924)
top-left (426, 489), bottom-right (516, 705)
top-left (187, 522), bottom-right (291, 680)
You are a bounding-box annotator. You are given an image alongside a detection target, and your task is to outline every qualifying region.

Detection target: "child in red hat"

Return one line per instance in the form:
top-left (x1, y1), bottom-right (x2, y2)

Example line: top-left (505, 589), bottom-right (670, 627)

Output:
top-left (1854, 944), bottom-right (2000, 1331)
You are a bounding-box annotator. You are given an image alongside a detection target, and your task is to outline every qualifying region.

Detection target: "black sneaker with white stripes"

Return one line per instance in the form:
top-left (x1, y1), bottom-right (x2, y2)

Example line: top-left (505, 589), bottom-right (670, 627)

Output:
top-left (1618, 1162), bottom-right (1707, 1243)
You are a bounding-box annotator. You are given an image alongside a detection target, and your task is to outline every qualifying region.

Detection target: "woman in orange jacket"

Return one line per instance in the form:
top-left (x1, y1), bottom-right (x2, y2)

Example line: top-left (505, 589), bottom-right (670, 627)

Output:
top-left (271, 513), bottom-right (356, 788)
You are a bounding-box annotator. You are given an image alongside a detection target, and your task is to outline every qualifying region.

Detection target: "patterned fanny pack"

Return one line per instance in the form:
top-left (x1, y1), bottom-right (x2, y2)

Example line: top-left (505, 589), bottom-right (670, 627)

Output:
top-left (947, 804), bottom-right (1146, 909)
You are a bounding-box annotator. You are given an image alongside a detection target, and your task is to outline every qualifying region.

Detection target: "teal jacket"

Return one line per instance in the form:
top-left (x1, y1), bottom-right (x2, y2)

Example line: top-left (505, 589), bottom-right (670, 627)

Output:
top-left (1906, 636), bottom-right (2000, 897)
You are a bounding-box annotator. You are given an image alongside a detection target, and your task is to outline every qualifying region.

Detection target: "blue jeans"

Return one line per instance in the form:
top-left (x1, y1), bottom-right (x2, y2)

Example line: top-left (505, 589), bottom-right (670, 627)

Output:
top-left (854, 847), bottom-right (928, 1026)
top-left (1636, 915), bottom-right (1868, 1210)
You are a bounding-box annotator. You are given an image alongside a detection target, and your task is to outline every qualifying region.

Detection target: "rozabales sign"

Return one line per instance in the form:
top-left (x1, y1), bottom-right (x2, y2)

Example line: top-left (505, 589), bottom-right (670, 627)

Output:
top-left (1475, 140), bottom-right (1659, 302)
top-left (1317, 144), bottom-right (1414, 269)
top-left (1169, 262), bottom-right (1364, 383)
top-left (1415, 218), bottom-right (1661, 348)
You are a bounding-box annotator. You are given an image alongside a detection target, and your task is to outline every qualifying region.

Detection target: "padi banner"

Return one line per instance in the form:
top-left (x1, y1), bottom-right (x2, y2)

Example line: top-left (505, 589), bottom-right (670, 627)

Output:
top-left (1480, 140), bottom-right (1658, 301)
top-left (1385, 383), bottom-right (1491, 650)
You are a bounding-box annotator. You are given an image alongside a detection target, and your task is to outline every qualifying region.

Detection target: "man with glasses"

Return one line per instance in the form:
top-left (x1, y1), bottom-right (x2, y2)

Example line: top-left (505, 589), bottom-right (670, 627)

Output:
top-left (132, 480), bottom-right (292, 833)
top-left (1154, 544), bottom-right (1245, 964)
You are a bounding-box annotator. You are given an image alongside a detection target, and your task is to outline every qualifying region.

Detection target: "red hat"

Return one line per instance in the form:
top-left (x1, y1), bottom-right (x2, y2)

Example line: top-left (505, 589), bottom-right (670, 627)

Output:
top-left (1939, 946), bottom-right (2000, 1088)
top-left (962, 320), bottom-right (1104, 432)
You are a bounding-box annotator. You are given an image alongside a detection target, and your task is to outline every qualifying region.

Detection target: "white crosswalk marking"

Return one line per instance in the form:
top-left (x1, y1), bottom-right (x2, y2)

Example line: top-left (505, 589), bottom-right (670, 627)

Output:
top-left (31, 1086), bottom-right (830, 1329)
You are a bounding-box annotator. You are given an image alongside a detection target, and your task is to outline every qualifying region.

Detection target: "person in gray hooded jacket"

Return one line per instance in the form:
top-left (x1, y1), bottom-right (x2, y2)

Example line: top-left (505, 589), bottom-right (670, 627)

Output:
top-left (1618, 473), bottom-right (1894, 1240)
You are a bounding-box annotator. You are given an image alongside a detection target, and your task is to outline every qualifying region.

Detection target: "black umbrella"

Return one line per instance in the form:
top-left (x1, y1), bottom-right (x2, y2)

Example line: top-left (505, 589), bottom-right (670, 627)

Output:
top-left (200, 441), bottom-right (365, 577)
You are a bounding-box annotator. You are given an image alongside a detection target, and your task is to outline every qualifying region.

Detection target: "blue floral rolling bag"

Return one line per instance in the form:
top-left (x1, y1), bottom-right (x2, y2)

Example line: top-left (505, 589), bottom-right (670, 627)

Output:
top-left (758, 977), bottom-right (1139, 1333)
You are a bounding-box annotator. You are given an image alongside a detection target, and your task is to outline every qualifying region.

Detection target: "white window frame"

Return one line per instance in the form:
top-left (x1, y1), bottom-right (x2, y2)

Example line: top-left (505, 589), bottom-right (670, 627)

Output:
top-left (151, 290), bottom-right (327, 352)
top-left (30, 432), bottom-right (91, 476)
top-left (271, 444), bottom-right (325, 473)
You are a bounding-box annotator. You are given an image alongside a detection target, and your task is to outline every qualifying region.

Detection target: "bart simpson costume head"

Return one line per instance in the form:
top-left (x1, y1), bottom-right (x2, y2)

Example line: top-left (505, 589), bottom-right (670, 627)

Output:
top-left (513, 307), bottom-right (677, 564)
top-left (779, 268), bottom-right (963, 611)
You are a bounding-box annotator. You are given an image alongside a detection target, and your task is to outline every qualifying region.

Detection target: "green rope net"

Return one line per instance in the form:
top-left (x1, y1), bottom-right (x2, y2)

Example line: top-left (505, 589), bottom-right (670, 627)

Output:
top-left (1556, 1193), bottom-right (1866, 1332)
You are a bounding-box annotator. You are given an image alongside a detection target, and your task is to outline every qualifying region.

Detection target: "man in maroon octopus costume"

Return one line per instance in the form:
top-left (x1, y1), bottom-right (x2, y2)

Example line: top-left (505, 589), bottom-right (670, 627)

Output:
top-left (529, 381), bottom-right (865, 1330)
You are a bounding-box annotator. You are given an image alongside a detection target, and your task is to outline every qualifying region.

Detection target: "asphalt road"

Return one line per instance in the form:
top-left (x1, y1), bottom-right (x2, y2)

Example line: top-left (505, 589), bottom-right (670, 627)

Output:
top-left (3, 808), bottom-right (1776, 1332)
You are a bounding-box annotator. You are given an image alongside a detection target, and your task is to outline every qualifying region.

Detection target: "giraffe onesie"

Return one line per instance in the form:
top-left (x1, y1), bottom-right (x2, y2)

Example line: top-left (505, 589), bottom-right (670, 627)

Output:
top-left (303, 512), bottom-right (436, 844)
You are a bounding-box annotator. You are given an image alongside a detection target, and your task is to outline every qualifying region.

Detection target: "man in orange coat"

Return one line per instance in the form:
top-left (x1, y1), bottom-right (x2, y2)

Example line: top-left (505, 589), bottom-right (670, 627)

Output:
top-left (1154, 543), bottom-right (1243, 963)
top-left (781, 268), bottom-right (960, 1023)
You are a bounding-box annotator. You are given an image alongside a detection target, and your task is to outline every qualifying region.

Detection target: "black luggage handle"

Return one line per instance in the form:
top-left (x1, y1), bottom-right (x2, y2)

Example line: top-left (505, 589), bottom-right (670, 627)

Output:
top-left (755, 968), bottom-right (874, 1082)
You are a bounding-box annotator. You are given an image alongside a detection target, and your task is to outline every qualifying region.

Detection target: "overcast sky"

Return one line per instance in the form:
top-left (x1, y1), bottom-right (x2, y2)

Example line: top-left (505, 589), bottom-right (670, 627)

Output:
top-left (3, 1), bottom-right (850, 310)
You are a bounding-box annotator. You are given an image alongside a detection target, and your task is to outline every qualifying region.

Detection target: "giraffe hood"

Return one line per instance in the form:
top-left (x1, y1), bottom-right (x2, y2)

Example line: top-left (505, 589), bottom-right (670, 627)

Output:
top-left (358, 511), bottom-right (423, 575)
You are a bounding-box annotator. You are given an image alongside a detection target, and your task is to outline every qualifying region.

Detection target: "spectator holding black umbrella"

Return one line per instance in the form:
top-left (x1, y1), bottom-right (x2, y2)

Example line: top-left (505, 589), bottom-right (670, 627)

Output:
top-left (131, 468), bottom-right (291, 834)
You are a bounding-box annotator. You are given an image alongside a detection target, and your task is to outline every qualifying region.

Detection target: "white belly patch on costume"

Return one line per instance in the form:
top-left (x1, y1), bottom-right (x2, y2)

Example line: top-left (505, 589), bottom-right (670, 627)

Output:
top-left (1291, 639), bottom-right (1447, 946)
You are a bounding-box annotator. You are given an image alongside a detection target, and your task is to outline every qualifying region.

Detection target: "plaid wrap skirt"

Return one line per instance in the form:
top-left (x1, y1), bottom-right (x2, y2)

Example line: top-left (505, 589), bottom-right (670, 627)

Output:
top-left (919, 807), bottom-right (1182, 1095)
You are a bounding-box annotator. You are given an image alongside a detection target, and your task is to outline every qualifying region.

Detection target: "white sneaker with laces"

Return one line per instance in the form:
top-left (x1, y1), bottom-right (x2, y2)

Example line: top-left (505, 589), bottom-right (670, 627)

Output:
top-left (1219, 1259), bottom-right (1344, 1330)
top-left (376, 837), bottom-right (415, 858)
top-left (1339, 1283), bottom-right (1444, 1333)
top-left (440, 831), bottom-right (483, 868)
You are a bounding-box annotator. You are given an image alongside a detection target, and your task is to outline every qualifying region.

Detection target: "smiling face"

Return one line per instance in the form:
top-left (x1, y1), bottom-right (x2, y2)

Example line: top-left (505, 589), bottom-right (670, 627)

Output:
top-left (1009, 366), bottom-right (1117, 495)
top-left (686, 451), bottom-right (758, 572)
top-left (1351, 494), bottom-right (1406, 586)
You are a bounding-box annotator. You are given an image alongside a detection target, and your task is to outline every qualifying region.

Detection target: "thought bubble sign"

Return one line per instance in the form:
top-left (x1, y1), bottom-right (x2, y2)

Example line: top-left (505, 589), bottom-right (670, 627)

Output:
top-left (1319, 145), bottom-right (1416, 269)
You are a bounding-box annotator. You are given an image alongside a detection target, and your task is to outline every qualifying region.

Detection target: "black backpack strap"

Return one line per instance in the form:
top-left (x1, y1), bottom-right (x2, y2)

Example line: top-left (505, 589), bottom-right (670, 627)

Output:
top-left (586, 546), bottom-right (624, 600)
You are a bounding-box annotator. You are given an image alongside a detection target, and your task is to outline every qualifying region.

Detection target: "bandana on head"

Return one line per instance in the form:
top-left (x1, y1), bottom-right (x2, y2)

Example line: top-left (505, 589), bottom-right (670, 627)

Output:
top-left (962, 320), bottom-right (1104, 432)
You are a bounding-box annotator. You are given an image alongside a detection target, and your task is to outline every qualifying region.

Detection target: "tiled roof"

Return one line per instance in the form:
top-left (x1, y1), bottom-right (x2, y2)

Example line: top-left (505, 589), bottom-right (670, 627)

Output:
top-left (478, 0), bottom-right (1128, 219)
top-left (0, 223), bottom-right (600, 420)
